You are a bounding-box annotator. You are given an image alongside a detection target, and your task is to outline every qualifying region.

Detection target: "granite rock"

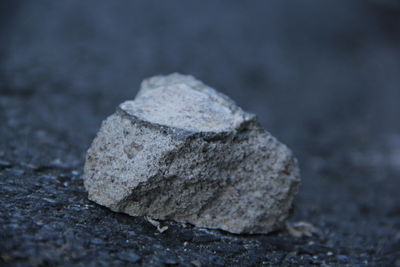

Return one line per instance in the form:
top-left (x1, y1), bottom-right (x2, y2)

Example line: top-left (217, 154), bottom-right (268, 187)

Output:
top-left (83, 73), bottom-right (300, 233)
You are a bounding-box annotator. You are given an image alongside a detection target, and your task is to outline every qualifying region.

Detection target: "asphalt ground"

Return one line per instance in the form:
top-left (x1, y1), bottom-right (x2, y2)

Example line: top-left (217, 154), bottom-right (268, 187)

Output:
top-left (1, 1), bottom-right (399, 266)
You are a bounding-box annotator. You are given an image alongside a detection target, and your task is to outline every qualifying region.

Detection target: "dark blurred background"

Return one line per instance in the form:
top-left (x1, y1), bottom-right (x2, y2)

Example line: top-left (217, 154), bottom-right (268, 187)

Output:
top-left (1, 1), bottom-right (400, 157)
top-left (1, 1), bottom-right (400, 266)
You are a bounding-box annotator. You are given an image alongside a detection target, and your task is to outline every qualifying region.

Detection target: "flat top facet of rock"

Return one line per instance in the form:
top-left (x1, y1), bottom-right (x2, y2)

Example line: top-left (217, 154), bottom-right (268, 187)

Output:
top-left (119, 73), bottom-right (253, 132)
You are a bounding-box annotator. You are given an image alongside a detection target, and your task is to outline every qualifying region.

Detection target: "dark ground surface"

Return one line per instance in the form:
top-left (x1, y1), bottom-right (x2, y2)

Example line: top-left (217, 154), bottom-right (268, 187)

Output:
top-left (1, 1), bottom-right (400, 266)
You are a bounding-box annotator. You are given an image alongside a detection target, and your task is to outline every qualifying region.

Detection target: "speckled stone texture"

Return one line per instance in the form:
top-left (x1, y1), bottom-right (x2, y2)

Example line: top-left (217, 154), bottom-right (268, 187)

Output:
top-left (84, 74), bottom-right (300, 233)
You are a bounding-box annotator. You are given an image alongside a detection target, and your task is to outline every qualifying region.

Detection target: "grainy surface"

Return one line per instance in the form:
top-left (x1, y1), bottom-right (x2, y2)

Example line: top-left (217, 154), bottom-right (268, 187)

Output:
top-left (1, 1), bottom-right (400, 266)
top-left (84, 74), bottom-right (300, 234)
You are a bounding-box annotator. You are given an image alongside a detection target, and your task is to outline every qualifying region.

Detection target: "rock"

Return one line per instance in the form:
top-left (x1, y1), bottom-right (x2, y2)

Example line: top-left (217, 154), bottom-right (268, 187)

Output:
top-left (83, 73), bottom-right (300, 234)
top-left (286, 221), bottom-right (322, 238)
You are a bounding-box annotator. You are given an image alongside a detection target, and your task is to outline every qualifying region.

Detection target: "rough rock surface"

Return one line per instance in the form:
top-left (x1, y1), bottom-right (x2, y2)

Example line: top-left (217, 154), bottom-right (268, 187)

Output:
top-left (84, 74), bottom-right (300, 234)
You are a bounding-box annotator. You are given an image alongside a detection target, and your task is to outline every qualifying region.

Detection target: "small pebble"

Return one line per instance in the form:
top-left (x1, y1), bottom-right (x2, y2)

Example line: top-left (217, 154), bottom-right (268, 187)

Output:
top-left (337, 255), bottom-right (349, 263)
top-left (116, 251), bottom-right (141, 263)
top-left (0, 160), bottom-right (12, 169)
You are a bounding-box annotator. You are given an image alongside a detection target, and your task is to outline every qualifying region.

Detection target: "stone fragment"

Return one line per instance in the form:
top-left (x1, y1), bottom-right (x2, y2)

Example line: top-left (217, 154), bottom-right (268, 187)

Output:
top-left (286, 221), bottom-right (322, 238)
top-left (83, 73), bottom-right (300, 234)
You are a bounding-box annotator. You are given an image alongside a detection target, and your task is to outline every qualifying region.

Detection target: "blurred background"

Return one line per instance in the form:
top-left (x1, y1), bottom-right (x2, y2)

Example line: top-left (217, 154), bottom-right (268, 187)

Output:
top-left (1, 1), bottom-right (400, 151)
top-left (1, 0), bottom-right (400, 265)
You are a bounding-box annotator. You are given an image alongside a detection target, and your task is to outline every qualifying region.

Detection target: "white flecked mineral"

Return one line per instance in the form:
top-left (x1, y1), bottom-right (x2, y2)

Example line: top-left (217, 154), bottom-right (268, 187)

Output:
top-left (84, 73), bottom-right (300, 234)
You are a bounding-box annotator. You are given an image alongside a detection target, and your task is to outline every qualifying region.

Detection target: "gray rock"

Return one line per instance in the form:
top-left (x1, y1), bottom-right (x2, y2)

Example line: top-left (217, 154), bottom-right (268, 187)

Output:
top-left (83, 73), bottom-right (300, 234)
